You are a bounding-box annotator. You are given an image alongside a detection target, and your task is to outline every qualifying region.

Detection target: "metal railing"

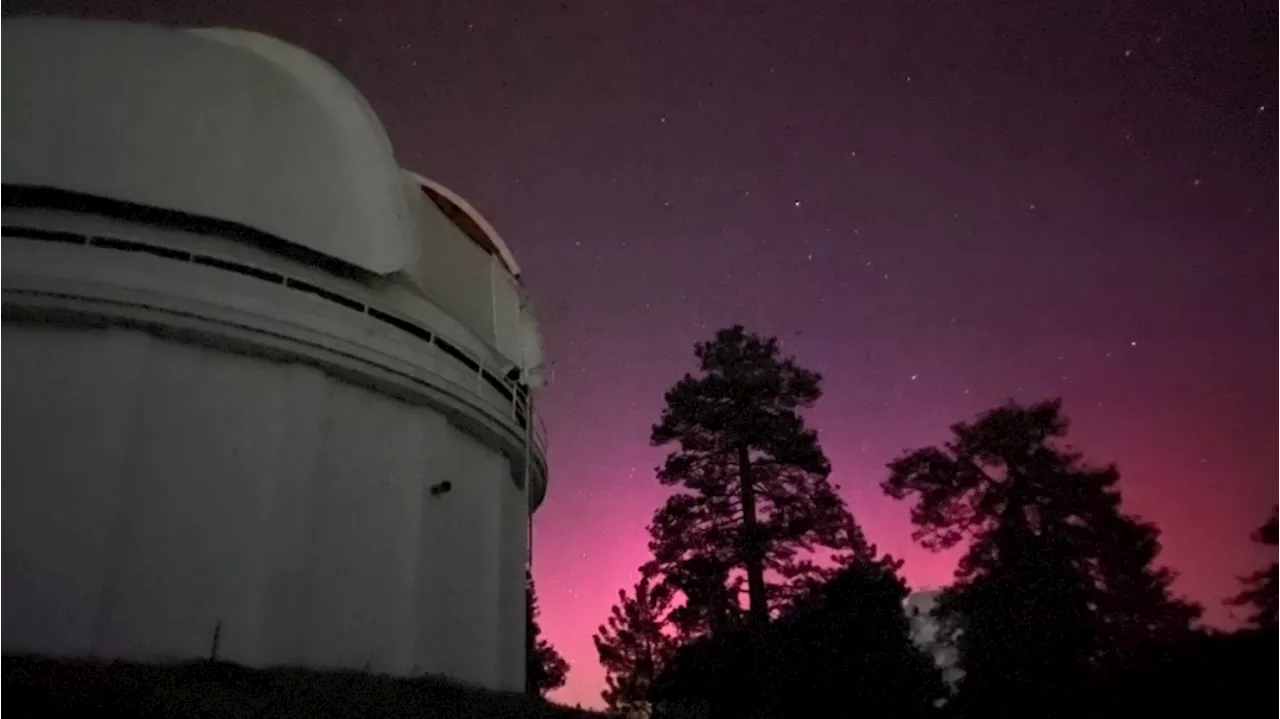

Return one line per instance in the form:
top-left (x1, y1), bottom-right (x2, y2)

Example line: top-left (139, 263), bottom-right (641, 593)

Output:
top-left (3, 225), bottom-right (550, 453)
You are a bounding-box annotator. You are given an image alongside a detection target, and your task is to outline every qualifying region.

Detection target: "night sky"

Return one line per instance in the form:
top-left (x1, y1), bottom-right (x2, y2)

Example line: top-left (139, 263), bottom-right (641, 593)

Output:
top-left (12, 0), bottom-right (1276, 708)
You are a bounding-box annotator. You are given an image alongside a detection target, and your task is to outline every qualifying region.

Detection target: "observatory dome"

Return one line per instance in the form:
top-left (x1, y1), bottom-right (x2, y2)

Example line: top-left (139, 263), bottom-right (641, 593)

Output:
top-left (3, 17), bottom-right (416, 275)
top-left (3, 16), bottom-right (547, 693)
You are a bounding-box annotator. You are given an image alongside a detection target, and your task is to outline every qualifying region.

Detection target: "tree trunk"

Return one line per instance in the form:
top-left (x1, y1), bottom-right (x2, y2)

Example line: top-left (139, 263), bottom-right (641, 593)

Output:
top-left (738, 443), bottom-right (769, 625)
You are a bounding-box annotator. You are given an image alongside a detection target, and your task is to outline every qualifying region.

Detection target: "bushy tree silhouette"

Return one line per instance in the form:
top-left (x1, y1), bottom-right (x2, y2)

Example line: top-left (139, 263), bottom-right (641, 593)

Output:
top-left (775, 538), bottom-right (945, 717)
top-left (646, 326), bottom-right (857, 627)
top-left (526, 571), bottom-right (568, 697)
top-left (651, 542), bottom-right (943, 719)
top-left (1227, 506), bottom-right (1278, 629)
top-left (592, 577), bottom-right (677, 715)
top-left (883, 399), bottom-right (1200, 715)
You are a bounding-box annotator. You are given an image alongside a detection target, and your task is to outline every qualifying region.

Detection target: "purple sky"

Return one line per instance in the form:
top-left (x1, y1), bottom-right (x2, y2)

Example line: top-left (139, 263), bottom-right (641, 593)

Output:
top-left (13, 0), bottom-right (1276, 708)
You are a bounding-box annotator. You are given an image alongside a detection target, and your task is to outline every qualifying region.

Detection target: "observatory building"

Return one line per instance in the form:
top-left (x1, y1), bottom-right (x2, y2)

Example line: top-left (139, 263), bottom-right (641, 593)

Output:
top-left (1, 17), bottom-right (548, 692)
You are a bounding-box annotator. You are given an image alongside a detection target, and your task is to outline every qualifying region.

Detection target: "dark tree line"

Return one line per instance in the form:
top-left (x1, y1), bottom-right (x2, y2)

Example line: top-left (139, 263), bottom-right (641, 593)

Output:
top-left (590, 325), bottom-right (1274, 719)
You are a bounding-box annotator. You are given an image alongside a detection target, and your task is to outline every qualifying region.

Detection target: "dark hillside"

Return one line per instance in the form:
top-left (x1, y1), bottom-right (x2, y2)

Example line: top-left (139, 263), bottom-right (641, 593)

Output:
top-left (3, 656), bottom-right (606, 719)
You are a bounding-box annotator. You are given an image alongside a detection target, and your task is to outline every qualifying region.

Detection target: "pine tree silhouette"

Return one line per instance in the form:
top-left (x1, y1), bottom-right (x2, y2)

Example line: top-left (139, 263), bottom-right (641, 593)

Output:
top-left (592, 576), bottom-right (677, 714)
top-left (647, 326), bottom-right (857, 627)
top-left (525, 570), bottom-right (568, 696)
top-left (883, 399), bottom-right (1200, 716)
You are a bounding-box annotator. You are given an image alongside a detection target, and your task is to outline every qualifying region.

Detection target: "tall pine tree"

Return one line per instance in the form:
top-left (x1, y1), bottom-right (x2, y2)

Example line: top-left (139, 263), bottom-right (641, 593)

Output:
top-left (882, 399), bottom-right (1199, 713)
top-left (1227, 506), bottom-right (1278, 629)
top-left (647, 326), bottom-right (855, 627)
top-left (526, 570), bottom-right (569, 697)
top-left (592, 577), bottom-right (678, 714)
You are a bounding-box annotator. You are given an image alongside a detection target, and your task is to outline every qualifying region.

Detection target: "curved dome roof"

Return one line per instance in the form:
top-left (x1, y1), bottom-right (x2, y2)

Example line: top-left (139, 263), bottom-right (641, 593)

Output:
top-left (406, 171), bottom-right (523, 278)
top-left (1, 17), bottom-right (418, 275)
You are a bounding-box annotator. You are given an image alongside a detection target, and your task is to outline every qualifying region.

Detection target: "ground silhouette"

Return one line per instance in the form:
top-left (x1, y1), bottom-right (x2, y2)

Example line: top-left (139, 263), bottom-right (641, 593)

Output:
top-left (2, 656), bottom-right (604, 719)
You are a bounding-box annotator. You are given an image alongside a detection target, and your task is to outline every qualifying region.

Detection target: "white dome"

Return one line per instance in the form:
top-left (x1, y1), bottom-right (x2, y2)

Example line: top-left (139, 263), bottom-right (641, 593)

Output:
top-left (2, 17), bottom-right (418, 275)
